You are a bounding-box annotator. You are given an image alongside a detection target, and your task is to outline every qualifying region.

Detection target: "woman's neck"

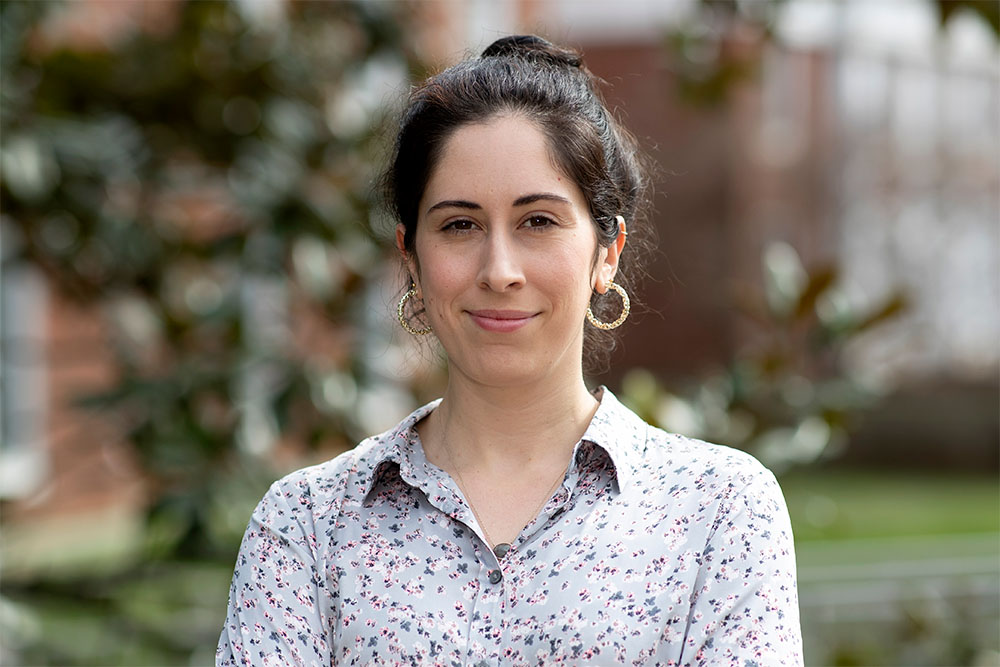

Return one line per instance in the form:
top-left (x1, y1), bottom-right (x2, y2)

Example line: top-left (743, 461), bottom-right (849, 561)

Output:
top-left (421, 372), bottom-right (600, 476)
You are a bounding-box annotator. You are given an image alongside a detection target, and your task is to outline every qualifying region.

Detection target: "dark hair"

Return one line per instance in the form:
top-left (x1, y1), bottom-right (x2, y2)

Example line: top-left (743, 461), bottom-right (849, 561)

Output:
top-left (383, 34), bottom-right (653, 373)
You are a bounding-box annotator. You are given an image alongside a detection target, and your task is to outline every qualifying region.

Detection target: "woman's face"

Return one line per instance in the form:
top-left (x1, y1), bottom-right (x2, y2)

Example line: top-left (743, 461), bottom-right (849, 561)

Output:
top-left (397, 114), bottom-right (624, 388)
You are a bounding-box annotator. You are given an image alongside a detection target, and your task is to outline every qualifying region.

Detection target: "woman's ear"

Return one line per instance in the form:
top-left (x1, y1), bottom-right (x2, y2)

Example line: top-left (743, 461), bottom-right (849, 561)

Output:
top-left (395, 224), bottom-right (420, 292)
top-left (594, 216), bottom-right (627, 293)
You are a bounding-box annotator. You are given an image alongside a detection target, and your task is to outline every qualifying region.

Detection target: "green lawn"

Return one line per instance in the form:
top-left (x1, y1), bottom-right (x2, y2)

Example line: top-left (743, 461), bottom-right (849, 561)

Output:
top-left (782, 469), bottom-right (999, 666)
top-left (780, 468), bottom-right (1000, 542)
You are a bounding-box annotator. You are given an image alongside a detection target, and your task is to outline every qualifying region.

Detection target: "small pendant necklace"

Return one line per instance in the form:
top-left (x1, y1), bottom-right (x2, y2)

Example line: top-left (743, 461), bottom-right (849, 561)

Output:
top-left (441, 440), bottom-right (568, 561)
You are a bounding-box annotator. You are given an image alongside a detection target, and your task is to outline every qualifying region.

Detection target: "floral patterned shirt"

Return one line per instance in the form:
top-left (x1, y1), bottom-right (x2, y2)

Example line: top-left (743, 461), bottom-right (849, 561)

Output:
top-left (217, 388), bottom-right (802, 666)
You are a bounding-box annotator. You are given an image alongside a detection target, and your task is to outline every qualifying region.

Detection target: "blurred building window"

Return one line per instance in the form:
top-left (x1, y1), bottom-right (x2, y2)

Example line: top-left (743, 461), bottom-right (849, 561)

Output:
top-left (828, 10), bottom-right (1000, 383)
top-left (0, 259), bottom-right (49, 499)
top-left (760, 0), bottom-right (1000, 384)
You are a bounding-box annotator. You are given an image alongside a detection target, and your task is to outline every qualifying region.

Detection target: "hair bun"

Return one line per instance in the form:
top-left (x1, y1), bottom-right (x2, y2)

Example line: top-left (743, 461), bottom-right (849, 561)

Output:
top-left (481, 35), bottom-right (583, 69)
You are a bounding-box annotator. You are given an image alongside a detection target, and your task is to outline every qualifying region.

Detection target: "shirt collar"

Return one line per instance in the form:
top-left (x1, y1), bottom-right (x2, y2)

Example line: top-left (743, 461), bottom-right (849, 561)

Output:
top-left (577, 386), bottom-right (647, 491)
top-left (358, 398), bottom-right (441, 499)
top-left (358, 386), bottom-right (648, 498)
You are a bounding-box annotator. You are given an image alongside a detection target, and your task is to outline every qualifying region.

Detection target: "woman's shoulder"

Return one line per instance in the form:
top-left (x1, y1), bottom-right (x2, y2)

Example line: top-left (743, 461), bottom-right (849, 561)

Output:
top-left (274, 401), bottom-right (438, 496)
top-left (258, 405), bottom-right (429, 522)
top-left (269, 429), bottom-right (400, 502)
top-left (598, 388), bottom-right (776, 489)
top-left (638, 427), bottom-right (791, 525)
top-left (648, 426), bottom-right (773, 481)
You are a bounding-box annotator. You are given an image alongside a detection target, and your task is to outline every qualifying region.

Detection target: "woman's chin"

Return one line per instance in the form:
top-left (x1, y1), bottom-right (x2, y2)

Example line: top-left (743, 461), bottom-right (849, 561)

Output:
top-left (459, 364), bottom-right (538, 388)
top-left (448, 351), bottom-right (573, 390)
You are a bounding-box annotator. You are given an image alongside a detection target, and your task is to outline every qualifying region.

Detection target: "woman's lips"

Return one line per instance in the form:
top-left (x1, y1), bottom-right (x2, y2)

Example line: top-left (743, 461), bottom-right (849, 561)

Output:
top-left (467, 309), bottom-right (537, 333)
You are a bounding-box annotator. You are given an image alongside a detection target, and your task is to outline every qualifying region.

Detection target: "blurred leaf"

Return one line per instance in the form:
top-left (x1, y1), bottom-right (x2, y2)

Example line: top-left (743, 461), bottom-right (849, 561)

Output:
top-left (852, 293), bottom-right (909, 335)
top-left (793, 265), bottom-right (837, 321)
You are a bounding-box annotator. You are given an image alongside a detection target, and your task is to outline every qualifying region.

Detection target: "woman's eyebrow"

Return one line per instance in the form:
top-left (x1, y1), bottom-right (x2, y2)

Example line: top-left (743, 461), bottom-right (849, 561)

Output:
top-left (426, 199), bottom-right (481, 214)
top-left (513, 193), bottom-right (571, 207)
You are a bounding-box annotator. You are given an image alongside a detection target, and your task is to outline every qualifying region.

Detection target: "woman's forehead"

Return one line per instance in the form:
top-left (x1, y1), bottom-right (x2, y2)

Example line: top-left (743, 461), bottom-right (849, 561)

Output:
top-left (421, 115), bottom-right (585, 211)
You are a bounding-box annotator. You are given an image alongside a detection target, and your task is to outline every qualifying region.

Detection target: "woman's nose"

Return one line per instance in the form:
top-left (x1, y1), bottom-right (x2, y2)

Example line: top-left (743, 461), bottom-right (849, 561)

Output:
top-left (476, 231), bottom-right (525, 292)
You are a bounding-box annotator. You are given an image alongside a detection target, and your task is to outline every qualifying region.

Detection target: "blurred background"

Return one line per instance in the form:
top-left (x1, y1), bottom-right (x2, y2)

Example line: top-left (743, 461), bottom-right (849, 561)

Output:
top-left (0, 0), bottom-right (996, 665)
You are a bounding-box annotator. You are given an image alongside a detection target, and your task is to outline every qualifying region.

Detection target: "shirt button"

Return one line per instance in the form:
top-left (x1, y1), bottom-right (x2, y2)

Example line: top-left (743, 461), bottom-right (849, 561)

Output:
top-left (488, 569), bottom-right (503, 584)
top-left (492, 542), bottom-right (511, 560)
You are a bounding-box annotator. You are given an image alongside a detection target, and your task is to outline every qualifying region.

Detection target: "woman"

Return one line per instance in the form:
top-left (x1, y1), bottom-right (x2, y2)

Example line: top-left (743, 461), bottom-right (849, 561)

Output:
top-left (218, 35), bottom-right (802, 666)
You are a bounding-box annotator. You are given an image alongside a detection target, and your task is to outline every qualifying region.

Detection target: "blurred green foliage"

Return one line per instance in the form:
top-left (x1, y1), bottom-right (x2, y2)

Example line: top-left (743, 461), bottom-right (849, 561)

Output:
top-left (3, 0), bottom-right (416, 558)
top-left (620, 241), bottom-right (907, 474)
top-left (1, 0), bottom-right (421, 663)
top-left (663, 0), bottom-right (783, 107)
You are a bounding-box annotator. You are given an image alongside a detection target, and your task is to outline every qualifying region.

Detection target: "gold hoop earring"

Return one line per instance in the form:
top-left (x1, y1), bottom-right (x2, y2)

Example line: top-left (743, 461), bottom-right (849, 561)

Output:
top-left (397, 285), bottom-right (432, 336)
top-left (586, 280), bottom-right (630, 330)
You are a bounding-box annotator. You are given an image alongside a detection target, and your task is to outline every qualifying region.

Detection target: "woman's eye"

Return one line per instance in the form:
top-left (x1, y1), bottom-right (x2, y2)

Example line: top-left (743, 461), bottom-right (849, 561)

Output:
top-left (522, 215), bottom-right (555, 230)
top-left (443, 219), bottom-right (477, 232)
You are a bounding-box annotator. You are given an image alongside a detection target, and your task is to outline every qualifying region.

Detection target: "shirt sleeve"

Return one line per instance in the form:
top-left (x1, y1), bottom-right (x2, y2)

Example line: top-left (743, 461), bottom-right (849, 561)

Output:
top-left (217, 477), bottom-right (333, 667)
top-left (681, 464), bottom-right (803, 666)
